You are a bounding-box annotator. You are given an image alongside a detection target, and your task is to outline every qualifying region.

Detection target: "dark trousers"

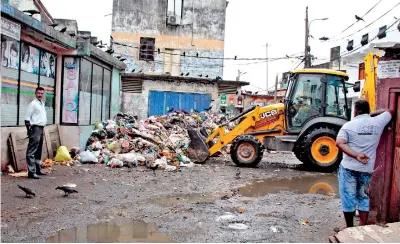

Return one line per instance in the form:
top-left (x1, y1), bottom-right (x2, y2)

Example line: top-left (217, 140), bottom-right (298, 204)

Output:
top-left (26, 125), bottom-right (44, 174)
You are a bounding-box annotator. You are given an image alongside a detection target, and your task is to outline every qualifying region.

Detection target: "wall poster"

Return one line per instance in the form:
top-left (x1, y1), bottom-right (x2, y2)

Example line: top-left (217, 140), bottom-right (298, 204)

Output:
top-left (1, 38), bottom-right (19, 70)
top-left (62, 57), bottom-right (80, 123)
top-left (20, 42), bottom-right (39, 74)
top-left (40, 51), bottom-right (56, 78)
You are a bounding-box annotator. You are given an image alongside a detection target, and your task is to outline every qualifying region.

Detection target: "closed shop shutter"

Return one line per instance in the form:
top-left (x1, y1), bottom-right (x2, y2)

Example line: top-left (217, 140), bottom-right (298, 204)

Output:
top-left (148, 91), bottom-right (211, 117)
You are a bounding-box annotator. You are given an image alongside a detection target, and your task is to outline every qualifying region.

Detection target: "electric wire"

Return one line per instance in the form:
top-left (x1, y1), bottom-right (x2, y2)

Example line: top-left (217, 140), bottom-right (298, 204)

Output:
top-left (324, 2), bottom-right (400, 42)
top-left (109, 41), bottom-right (304, 61)
top-left (329, 17), bottom-right (399, 62)
top-left (330, 0), bottom-right (385, 39)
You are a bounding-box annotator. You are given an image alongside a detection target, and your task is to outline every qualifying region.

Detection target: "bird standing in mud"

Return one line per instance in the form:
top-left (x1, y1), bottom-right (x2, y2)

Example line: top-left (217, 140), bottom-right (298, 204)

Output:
top-left (146, 161), bottom-right (159, 176)
top-left (56, 186), bottom-right (78, 197)
top-left (235, 168), bottom-right (241, 179)
top-left (18, 185), bottom-right (35, 198)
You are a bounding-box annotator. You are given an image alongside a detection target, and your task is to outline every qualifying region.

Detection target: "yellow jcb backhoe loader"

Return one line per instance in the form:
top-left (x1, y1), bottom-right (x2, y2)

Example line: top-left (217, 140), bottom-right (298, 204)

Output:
top-left (188, 54), bottom-right (378, 172)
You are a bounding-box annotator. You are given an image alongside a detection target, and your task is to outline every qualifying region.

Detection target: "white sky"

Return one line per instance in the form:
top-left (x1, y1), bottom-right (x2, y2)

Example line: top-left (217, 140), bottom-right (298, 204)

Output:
top-left (42, 0), bottom-right (400, 92)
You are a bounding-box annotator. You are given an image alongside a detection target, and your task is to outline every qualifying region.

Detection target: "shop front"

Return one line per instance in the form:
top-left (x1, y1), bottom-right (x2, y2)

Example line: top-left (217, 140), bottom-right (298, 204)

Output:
top-left (0, 2), bottom-right (125, 170)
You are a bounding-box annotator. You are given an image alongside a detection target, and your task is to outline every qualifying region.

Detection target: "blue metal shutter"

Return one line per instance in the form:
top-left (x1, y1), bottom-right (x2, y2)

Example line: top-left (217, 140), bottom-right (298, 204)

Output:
top-left (148, 91), bottom-right (165, 116)
top-left (165, 92), bottom-right (180, 113)
top-left (181, 93), bottom-right (195, 113)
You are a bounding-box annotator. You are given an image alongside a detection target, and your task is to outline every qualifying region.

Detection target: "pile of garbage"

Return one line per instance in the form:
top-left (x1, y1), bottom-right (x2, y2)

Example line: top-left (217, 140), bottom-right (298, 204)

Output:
top-left (53, 111), bottom-right (230, 171)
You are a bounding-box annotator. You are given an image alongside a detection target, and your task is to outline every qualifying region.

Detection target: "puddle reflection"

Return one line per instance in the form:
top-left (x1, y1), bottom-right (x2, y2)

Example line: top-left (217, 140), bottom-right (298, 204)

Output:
top-left (239, 174), bottom-right (338, 197)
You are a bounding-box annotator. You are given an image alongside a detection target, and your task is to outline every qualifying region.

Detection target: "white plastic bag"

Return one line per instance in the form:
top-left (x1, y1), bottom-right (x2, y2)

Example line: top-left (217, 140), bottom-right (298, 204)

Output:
top-left (165, 165), bottom-right (177, 171)
top-left (116, 153), bottom-right (138, 164)
top-left (154, 156), bottom-right (168, 169)
top-left (80, 150), bottom-right (98, 163)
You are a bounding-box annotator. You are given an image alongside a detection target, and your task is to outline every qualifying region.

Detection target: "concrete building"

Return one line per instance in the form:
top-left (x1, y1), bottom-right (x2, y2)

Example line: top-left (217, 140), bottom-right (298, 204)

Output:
top-left (1, 0), bottom-right (126, 170)
top-left (121, 74), bottom-right (248, 120)
top-left (111, 0), bottom-right (227, 78)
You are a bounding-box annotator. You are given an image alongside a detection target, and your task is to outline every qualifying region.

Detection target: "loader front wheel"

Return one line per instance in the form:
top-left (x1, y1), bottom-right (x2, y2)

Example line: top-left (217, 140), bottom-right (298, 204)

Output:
top-left (231, 135), bottom-right (263, 167)
top-left (302, 127), bottom-right (342, 172)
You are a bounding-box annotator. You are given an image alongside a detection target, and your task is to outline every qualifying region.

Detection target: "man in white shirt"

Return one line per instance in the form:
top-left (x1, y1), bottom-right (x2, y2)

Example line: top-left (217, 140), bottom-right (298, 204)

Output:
top-left (25, 87), bottom-right (47, 179)
top-left (336, 100), bottom-right (393, 228)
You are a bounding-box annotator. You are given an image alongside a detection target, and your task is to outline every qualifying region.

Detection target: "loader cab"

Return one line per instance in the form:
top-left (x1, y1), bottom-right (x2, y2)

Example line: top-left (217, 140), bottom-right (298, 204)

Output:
top-left (285, 70), bottom-right (350, 133)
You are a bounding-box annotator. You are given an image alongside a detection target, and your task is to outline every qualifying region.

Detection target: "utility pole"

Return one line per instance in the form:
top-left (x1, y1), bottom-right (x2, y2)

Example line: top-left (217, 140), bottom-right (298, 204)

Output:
top-left (266, 42), bottom-right (269, 94)
top-left (304, 6), bottom-right (310, 68)
top-left (274, 73), bottom-right (279, 103)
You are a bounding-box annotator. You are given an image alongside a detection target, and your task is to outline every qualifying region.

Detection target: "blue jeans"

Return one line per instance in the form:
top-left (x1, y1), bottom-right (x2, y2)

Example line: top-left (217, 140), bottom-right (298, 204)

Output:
top-left (338, 165), bottom-right (372, 212)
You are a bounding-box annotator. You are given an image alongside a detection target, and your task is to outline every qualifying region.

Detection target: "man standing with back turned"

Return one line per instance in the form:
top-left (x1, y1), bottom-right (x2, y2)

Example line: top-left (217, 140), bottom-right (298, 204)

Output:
top-left (336, 100), bottom-right (393, 228)
top-left (25, 87), bottom-right (47, 179)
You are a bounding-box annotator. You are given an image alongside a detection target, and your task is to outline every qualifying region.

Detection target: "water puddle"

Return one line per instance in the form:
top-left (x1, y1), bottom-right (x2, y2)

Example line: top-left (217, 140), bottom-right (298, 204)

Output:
top-left (239, 174), bottom-right (338, 197)
top-left (152, 193), bottom-right (215, 206)
top-left (46, 220), bottom-right (169, 243)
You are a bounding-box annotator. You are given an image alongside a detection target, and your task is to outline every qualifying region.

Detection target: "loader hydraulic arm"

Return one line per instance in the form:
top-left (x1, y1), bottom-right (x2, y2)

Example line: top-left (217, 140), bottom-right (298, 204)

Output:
top-left (361, 51), bottom-right (380, 112)
top-left (206, 106), bottom-right (260, 156)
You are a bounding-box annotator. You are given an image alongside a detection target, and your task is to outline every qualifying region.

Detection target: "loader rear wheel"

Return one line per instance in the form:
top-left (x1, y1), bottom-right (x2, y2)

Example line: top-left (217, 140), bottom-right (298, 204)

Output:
top-left (231, 135), bottom-right (263, 167)
top-left (301, 127), bottom-right (342, 172)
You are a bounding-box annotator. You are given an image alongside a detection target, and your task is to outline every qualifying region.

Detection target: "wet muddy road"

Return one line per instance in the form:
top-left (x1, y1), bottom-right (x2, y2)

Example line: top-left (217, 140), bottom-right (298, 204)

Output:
top-left (1, 153), bottom-right (344, 243)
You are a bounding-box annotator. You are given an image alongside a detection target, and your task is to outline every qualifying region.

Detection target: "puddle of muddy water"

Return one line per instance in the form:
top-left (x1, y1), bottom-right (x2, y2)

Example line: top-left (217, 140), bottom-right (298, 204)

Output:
top-left (239, 174), bottom-right (338, 198)
top-left (46, 220), bottom-right (169, 243)
top-left (152, 193), bottom-right (215, 206)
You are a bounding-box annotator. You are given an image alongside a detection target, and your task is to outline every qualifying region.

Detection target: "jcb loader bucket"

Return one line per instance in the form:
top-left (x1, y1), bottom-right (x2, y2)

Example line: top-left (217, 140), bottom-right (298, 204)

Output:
top-left (187, 128), bottom-right (210, 163)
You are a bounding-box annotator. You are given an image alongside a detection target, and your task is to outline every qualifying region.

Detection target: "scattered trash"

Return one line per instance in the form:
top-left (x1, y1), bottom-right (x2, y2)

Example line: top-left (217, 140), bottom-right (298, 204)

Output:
top-left (7, 165), bottom-right (15, 173)
top-left (69, 147), bottom-right (81, 158)
top-left (270, 226), bottom-right (278, 233)
top-left (270, 226), bottom-right (284, 233)
top-left (9, 172), bottom-right (28, 177)
top-left (64, 183), bottom-right (77, 188)
top-left (231, 207), bottom-right (246, 214)
top-left (54, 146), bottom-right (73, 162)
top-left (216, 214), bottom-right (236, 222)
top-left (42, 158), bottom-right (53, 167)
top-left (41, 111), bottom-right (230, 176)
top-left (80, 151), bottom-right (98, 164)
top-left (300, 220), bottom-right (311, 226)
top-left (228, 223), bottom-right (248, 230)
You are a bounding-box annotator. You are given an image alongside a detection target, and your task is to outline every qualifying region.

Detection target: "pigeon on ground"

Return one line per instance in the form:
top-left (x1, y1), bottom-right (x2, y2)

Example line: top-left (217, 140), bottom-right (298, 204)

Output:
top-left (146, 161), bottom-right (159, 176)
top-left (355, 15), bottom-right (365, 22)
top-left (59, 27), bottom-right (67, 33)
top-left (18, 185), bottom-right (35, 198)
top-left (56, 186), bottom-right (78, 196)
top-left (235, 168), bottom-right (241, 179)
top-left (150, 164), bottom-right (159, 176)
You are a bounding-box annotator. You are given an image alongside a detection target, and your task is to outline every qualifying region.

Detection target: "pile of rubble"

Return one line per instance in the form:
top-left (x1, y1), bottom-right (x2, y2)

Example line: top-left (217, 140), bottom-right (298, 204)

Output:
top-left (54, 111), bottom-right (229, 171)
